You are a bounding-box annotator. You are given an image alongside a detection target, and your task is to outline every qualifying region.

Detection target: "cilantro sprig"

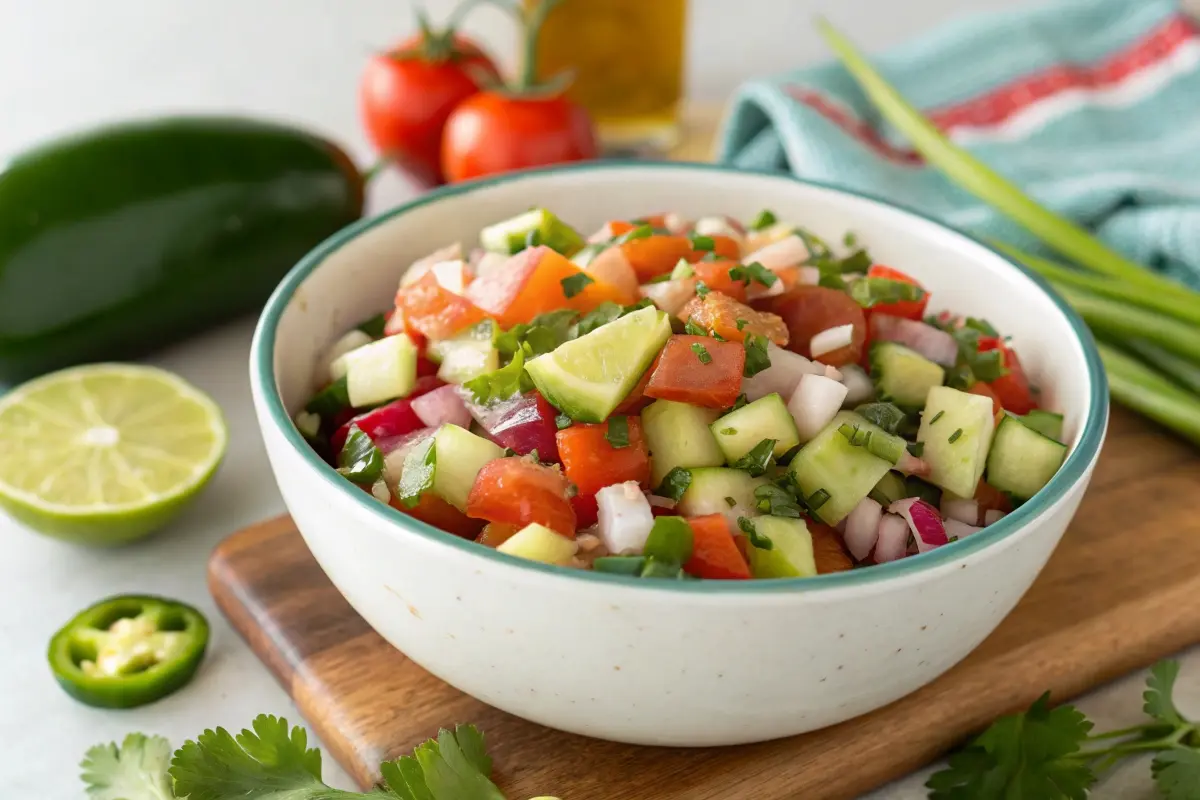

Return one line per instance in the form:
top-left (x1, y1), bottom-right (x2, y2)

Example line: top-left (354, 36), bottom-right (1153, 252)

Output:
top-left (929, 660), bottom-right (1200, 799)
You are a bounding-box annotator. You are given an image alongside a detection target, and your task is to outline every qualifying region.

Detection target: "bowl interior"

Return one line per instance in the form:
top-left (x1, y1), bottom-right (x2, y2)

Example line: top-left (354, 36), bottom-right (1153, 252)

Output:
top-left (256, 162), bottom-right (1105, 590)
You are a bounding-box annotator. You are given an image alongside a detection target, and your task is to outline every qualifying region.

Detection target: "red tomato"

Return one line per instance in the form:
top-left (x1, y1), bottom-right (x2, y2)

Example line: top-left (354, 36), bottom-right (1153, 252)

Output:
top-left (614, 354), bottom-right (658, 415)
top-left (809, 522), bottom-right (855, 573)
top-left (441, 91), bottom-right (597, 183)
top-left (390, 491), bottom-right (485, 539)
top-left (556, 420), bottom-right (651, 496)
top-left (465, 246), bottom-right (626, 328)
top-left (683, 515), bottom-right (751, 580)
top-left (865, 265), bottom-right (930, 321)
top-left (466, 458), bottom-right (577, 537)
top-left (691, 260), bottom-right (748, 303)
top-left (762, 286), bottom-right (867, 367)
top-left (360, 34), bottom-right (499, 186)
top-left (570, 493), bottom-right (599, 529)
top-left (679, 293), bottom-right (789, 346)
top-left (978, 337), bottom-right (1037, 414)
top-left (974, 479), bottom-right (1013, 519)
top-left (330, 376), bottom-right (445, 453)
top-left (620, 235), bottom-right (743, 283)
top-left (966, 381), bottom-right (1003, 418)
top-left (395, 272), bottom-right (487, 340)
top-left (644, 335), bottom-right (746, 409)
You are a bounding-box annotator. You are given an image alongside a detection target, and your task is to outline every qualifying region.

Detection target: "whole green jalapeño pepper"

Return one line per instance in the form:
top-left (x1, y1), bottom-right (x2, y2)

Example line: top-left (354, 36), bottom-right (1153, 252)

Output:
top-left (47, 595), bottom-right (209, 708)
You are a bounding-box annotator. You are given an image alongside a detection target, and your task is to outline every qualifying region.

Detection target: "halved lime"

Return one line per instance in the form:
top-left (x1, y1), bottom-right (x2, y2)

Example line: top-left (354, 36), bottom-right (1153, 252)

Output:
top-left (525, 306), bottom-right (671, 422)
top-left (0, 364), bottom-right (227, 545)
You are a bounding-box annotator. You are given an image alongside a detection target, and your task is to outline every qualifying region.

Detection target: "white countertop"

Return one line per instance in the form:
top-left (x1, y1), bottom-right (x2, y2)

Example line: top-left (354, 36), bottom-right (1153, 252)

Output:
top-left (3, 1), bottom-right (1198, 796)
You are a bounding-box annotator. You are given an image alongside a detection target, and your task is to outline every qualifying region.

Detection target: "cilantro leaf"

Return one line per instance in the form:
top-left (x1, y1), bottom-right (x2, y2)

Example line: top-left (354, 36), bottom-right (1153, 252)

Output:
top-left (573, 303), bottom-right (623, 337)
top-left (380, 725), bottom-right (505, 800)
top-left (738, 517), bottom-right (773, 550)
top-left (1145, 660), bottom-right (1186, 727)
top-left (612, 223), bottom-right (652, 245)
top-left (169, 715), bottom-right (337, 800)
top-left (81, 733), bottom-right (175, 800)
top-left (655, 467), bottom-right (692, 502)
top-left (560, 273), bottom-right (593, 299)
top-left (1152, 749), bottom-right (1200, 800)
top-left (683, 318), bottom-right (708, 336)
top-left (464, 347), bottom-right (532, 404)
top-left (305, 377), bottom-right (350, 417)
top-left (743, 334), bottom-right (771, 377)
top-left (691, 342), bottom-right (713, 364)
top-left (926, 694), bottom-right (1095, 800)
top-left (606, 415), bottom-right (630, 448)
top-left (688, 233), bottom-right (715, 251)
top-left (336, 427), bottom-right (384, 485)
top-left (854, 402), bottom-right (907, 435)
top-left (754, 482), bottom-right (803, 518)
top-left (695, 281), bottom-right (711, 298)
top-left (749, 209), bottom-right (777, 231)
top-left (496, 310), bottom-right (577, 357)
top-left (731, 438), bottom-right (777, 477)
top-left (730, 393), bottom-right (749, 411)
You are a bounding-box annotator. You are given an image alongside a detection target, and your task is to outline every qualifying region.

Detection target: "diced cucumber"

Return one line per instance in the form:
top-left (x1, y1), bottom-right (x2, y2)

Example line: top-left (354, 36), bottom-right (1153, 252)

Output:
top-left (497, 523), bottom-right (579, 565)
top-left (871, 342), bottom-right (945, 410)
top-left (711, 393), bottom-right (800, 464)
top-left (917, 386), bottom-right (996, 498)
top-left (745, 517), bottom-right (817, 578)
top-left (869, 471), bottom-right (907, 506)
top-left (431, 424), bottom-right (504, 510)
top-left (321, 329), bottom-right (373, 385)
top-left (428, 322), bottom-right (499, 384)
top-left (669, 259), bottom-right (695, 280)
top-left (526, 306), bottom-right (671, 422)
top-left (1020, 409), bottom-right (1064, 442)
top-left (677, 467), bottom-right (767, 525)
top-left (641, 400), bottom-right (724, 485)
top-left (835, 415), bottom-right (906, 465)
top-left (293, 410), bottom-right (321, 440)
top-left (342, 334), bottom-right (418, 407)
top-left (481, 208), bottom-right (585, 257)
top-left (787, 410), bottom-right (892, 525)
top-left (986, 413), bottom-right (1067, 500)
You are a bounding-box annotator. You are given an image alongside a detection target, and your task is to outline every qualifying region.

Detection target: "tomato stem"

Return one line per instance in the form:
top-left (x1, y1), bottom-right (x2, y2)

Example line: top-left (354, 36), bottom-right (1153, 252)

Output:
top-left (361, 154), bottom-right (392, 185)
top-left (517, 0), bottom-right (564, 91)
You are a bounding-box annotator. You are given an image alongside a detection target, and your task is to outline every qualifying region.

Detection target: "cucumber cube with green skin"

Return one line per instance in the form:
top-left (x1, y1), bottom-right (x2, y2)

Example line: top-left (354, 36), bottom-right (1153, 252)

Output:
top-left (871, 341), bottom-right (945, 410)
top-left (917, 386), bottom-right (996, 498)
top-left (641, 400), bottom-right (724, 485)
top-left (481, 208), bottom-right (585, 257)
top-left (526, 306), bottom-right (671, 423)
top-left (428, 322), bottom-right (499, 384)
top-left (677, 467), bottom-right (767, 526)
top-left (711, 393), bottom-right (801, 464)
top-left (788, 411), bottom-right (893, 525)
top-left (497, 523), bottom-right (579, 565)
top-left (986, 413), bottom-right (1067, 500)
top-left (342, 334), bottom-right (418, 408)
top-left (746, 517), bottom-right (817, 578)
top-left (1020, 409), bottom-right (1065, 442)
top-left (431, 424), bottom-right (504, 511)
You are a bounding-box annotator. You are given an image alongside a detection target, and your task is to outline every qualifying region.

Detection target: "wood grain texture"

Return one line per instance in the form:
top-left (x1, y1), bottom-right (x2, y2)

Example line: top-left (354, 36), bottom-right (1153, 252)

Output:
top-left (208, 408), bottom-right (1200, 799)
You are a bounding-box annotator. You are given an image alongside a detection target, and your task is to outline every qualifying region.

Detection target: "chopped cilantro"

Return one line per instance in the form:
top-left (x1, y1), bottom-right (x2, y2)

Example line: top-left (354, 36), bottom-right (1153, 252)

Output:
top-left (560, 273), bottom-right (594, 299)
top-left (684, 317), bottom-right (708, 336)
top-left (735, 318), bottom-right (749, 331)
top-left (731, 393), bottom-right (749, 411)
top-left (555, 413), bottom-right (573, 430)
top-left (355, 313), bottom-right (388, 338)
top-left (729, 261), bottom-right (778, 287)
top-left (695, 281), bottom-right (711, 298)
top-left (743, 334), bottom-right (772, 377)
top-left (724, 496), bottom-right (737, 508)
top-left (612, 224), bottom-right (653, 245)
top-left (753, 481), bottom-right (803, 517)
top-left (907, 441), bottom-right (925, 457)
top-left (855, 402), bottom-right (907, 434)
top-left (606, 415), bottom-right (630, 448)
top-left (948, 428), bottom-right (964, 444)
top-left (738, 516), bottom-right (774, 550)
top-left (719, 427), bottom-right (737, 435)
top-left (731, 438), bottom-right (777, 477)
top-left (848, 276), bottom-right (927, 309)
top-left (655, 467), bottom-right (692, 502)
top-left (463, 347), bottom-right (532, 404)
top-left (930, 410), bottom-right (945, 424)
top-left (749, 209), bottom-right (777, 231)
top-left (691, 342), bottom-right (713, 364)
top-left (335, 427), bottom-right (383, 485)
top-left (688, 233), bottom-right (715, 251)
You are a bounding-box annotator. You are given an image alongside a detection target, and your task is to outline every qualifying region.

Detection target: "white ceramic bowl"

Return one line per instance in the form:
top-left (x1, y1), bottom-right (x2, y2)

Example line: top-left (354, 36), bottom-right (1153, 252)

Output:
top-left (249, 163), bottom-right (1107, 746)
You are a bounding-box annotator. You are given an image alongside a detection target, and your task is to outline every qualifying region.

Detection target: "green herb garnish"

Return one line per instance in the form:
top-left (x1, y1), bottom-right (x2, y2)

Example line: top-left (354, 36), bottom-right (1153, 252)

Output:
top-left (335, 427), bottom-right (384, 485)
top-left (643, 516), bottom-right (694, 564)
top-left (560, 273), bottom-right (594, 299)
top-left (463, 346), bottom-right (532, 404)
top-left (684, 317), bottom-right (708, 336)
top-left (304, 377), bottom-right (350, 417)
top-left (612, 223), bottom-right (653, 245)
top-left (738, 516), bottom-right (774, 550)
top-left (731, 393), bottom-right (749, 411)
top-left (735, 318), bottom-right (749, 331)
top-left (688, 233), bottom-right (716, 252)
top-left (753, 482), bottom-right (804, 518)
top-left (743, 334), bottom-right (772, 377)
top-left (655, 467), bottom-right (692, 502)
top-left (948, 428), bottom-right (964, 444)
top-left (691, 343), bottom-right (713, 364)
top-left (724, 496), bottom-right (737, 507)
top-left (805, 488), bottom-right (831, 512)
top-left (855, 402), bottom-right (907, 434)
top-left (731, 438), bottom-right (777, 477)
top-left (930, 410), bottom-right (945, 424)
top-left (729, 261), bottom-right (778, 288)
top-left (606, 415), bottom-right (630, 448)
top-left (695, 281), bottom-right (711, 298)
top-left (355, 313), bottom-right (388, 338)
top-left (749, 209), bottom-right (777, 230)
top-left (848, 277), bottom-right (927, 309)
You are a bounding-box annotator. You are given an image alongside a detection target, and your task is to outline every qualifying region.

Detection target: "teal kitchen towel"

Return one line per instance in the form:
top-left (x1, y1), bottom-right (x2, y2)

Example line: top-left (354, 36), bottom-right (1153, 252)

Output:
top-left (718, 0), bottom-right (1200, 289)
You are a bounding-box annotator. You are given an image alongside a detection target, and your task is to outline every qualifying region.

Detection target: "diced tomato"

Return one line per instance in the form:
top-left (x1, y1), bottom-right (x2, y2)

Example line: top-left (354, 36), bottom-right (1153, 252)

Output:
top-left (330, 406), bottom-right (357, 432)
top-left (330, 376), bottom-right (445, 453)
top-left (809, 522), bottom-right (855, 573)
top-left (606, 220), bottom-right (637, 238)
top-left (691, 260), bottom-right (748, 302)
top-left (620, 235), bottom-right (740, 282)
top-left (683, 515), bottom-right (751, 579)
top-left (637, 213), bottom-right (670, 228)
top-left (556, 419), bottom-right (651, 496)
top-left (465, 245), bottom-right (628, 326)
top-left (644, 335), bottom-right (745, 409)
top-left (583, 246), bottom-right (640, 305)
top-left (978, 337), bottom-right (1037, 414)
top-left (476, 522), bottom-right (521, 548)
top-left (762, 286), bottom-right (866, 367)
top-left (679, 293), bottom-right (789, 346)
top-left (416, 355), bottom-right (440, 377)
top-left (974, 479), bottom-right (1013, 518)
top-left (614, 354), bottom-right (658, 415)
top-left (396, 272), bottom-right (487, 340)
top-left (383, 306), bottom-right (426, 350)
top-left (466, 458), bottom-right (577, 537)
top-left (966, 381), bottom-right (1003, 418)
top-left (390, 492), bottom-right (485, 539)
top-left (570, 492), bottom-right (599, 528)
top-left (865, 265), bottom-right (930, 321)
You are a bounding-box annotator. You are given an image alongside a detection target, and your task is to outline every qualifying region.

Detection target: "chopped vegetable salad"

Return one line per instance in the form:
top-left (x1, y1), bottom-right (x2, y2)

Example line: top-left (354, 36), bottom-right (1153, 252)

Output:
top-left (297, 208), bottom-right (1068, 580)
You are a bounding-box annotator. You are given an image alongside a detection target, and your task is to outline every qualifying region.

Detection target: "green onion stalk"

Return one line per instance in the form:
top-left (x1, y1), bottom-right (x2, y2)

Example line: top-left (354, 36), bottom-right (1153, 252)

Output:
top-left (817, 20), bottom-right (1200, 447)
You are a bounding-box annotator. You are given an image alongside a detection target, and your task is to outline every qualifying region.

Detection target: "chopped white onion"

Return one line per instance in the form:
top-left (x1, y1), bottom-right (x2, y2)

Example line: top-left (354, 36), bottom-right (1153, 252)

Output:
top-left (983, 509), bottom-right (1008, 526)
top-left (430, 260), bottom-right (468, 294)
top-left (874, 514), bottom-right (910, 563)
top-left (869, 314), bottom-right (959, 367)
top-left (797, 266), bottom-right (821, 286)
top-left (381, 429), bottom-right (435, 489)
top-left (318, 329), bottom-right (374, 387)
top-left (587, 222), bottom-right (618, 243)
top-left (744, 234), bottom-right (808, 272)
top-left (810, 324), bottom-right (855, 359)
top-left (944, 519), bottom-right (982, 541)
top-left (640, 278), bottom-right (696, 316)
top-left (400, 243), bottom-right (463, 288)
top-left (663, 212), bottom-right (692, 235)
top-left (744, 221), bottom-right (798, 254)
top-left (788, 373), bottom-right (849, 442)
top-left (596, 482), bottom-right (655, 555)
top-left (370, 479), bottom-right (391, 504)
top-left (746, 274), bottom-right (789, 301)
top-left (693, 215), bottom-right (743, 245)
top-left (889, 498), bottom-right (949, 553)
top-left (940, 494), bottom-right (980, 526)
top-left (844, 497), bottom-right (883, 561)
top-left (472, 250), bottom-right (509, 278)
top-left (838, 364), bottom-right (874, 406)
top-left (742, 344), bottom-right (828, 402)
top-left (585, 246), bottom-right (639, 300)
top-left (411, 385), bottom-right (471, 429)
top-left (645, 494), bottom-right (677, 509)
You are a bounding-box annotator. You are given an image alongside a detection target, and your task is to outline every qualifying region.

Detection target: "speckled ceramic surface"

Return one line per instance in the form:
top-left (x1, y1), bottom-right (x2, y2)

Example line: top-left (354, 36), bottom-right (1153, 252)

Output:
top-left (249, 162), bottom-right (1107, 746)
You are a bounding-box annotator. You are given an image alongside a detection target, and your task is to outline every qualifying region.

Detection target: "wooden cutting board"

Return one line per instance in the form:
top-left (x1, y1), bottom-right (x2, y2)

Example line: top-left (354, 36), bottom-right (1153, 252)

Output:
top-left (209, 112), bottom-right (1200, 797)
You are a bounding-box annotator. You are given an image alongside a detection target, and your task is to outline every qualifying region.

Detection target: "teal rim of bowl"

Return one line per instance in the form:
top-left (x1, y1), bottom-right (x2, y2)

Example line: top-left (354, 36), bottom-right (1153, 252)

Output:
top-left (252, 160), bottom-right (1108, 594)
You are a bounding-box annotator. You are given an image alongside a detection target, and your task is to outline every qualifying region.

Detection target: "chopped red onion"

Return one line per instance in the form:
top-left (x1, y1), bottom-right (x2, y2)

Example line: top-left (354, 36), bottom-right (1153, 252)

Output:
top-left (940, 495), bottom-right (980, 526)
top-left (401, 243), bottom-right (463, 288)
top-left (873, 514), bottom-right (910, 563)
top-left (944, 519), bottom-right (982, 541)
top-left (889, 498), bottom-right (949, 553)
top-left (983, 509), bottom-right (1008, 526)
top-left (788, 374), bottom-right (848, 442)
top-left (838, 364), bottom-right (874, 407)
top-left (844, 497), bottom-right (883, 561)
top-left (742, 344), bottom-right (829, 402)
top-left (869, 314), bottom-right (958, 367)
top-left (810, 324), bottom-right (854, 359)
top-left (664, 212), bottom-right (693, 235)
top-left (411, 385), bottom-right (472, 430)
top-left (744, 234), bottom-right (808, 271)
